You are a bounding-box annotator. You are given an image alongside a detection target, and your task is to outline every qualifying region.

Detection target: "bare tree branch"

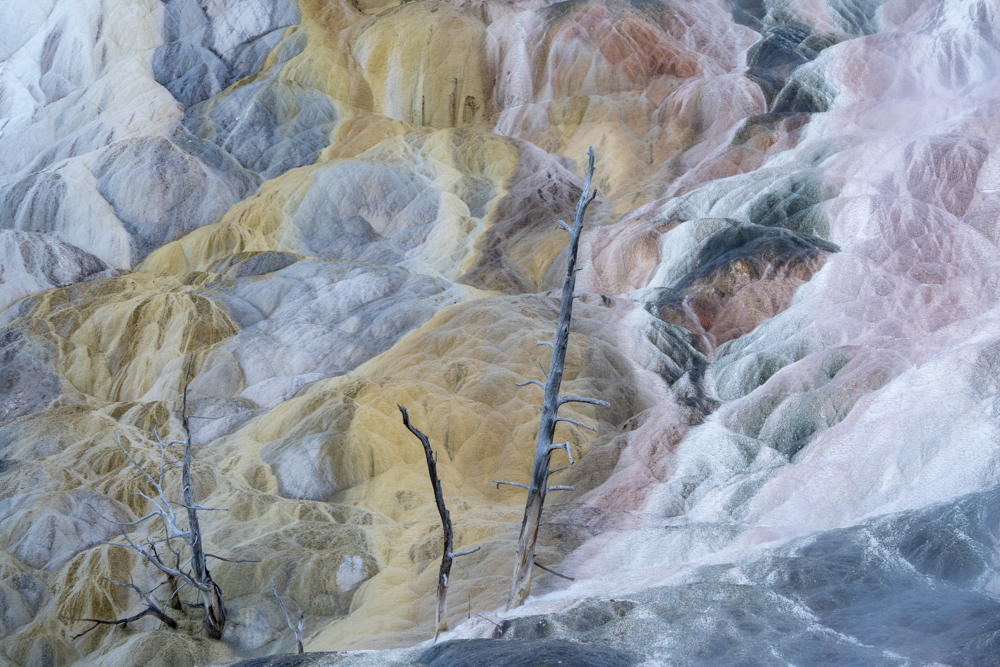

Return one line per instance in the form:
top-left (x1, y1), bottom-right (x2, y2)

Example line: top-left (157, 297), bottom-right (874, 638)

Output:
top-left (107, 577), bottom-right (166, 609)
top-left (398, 404), bottom-right (478, 641)
top-left (559, 396), bottom-right (610, 407)
top-left (168, 501), bottom-right (228, 512)
top-left (492, 481), bottom-right (529, 490)
top-left (178, 355), bottom-right (227, 639)
top-left (87, 504), bottom-right (169, 529)
top-left (532, 561), bottom-right (575, 581)
top-left (63, 575), bottom-right (177, 639)
top-left (204, 553), bottom-right (259, 564)
top-left (151, 425), bottom-right (185, 449)
top-left (548, 441), bottom-right (575, 466)
top-left (114, 431), bottom-right (159, 489)
top-left (474, 613), bottom-right (502, 630)
top-left (272, 581), bottom-right (304, 654)
top-left (554, 417), bottom-right (596, 432)
top-left (64, 607), bottom-right (177, 639)
top-left (516, 380), bottom-right (545, 389)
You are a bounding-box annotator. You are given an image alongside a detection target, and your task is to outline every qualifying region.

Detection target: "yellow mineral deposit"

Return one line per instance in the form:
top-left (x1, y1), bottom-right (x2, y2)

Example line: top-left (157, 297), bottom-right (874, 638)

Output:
top-left (203, 292), bottom-right (669, 648)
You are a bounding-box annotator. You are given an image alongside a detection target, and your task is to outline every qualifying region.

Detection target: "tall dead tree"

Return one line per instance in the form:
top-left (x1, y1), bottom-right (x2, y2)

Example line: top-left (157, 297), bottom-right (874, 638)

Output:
top-left (78, 356), bottom-right (229, 639)
top-left (496, 147), bottom-right (608, 610)
top-left (175, 357), bottom-right (227, 638)
top-left (398, 404), bottom-right (480, 640)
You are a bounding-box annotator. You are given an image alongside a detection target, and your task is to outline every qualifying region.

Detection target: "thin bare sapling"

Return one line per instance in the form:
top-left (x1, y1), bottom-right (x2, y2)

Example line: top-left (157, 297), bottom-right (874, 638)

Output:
top-left (398, 404), bottom-right (480, 640)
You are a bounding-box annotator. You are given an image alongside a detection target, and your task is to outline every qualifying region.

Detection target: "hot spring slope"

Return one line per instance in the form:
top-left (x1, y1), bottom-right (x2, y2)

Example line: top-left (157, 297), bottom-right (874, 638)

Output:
top-left (0, 0), bottom-right (999, 666)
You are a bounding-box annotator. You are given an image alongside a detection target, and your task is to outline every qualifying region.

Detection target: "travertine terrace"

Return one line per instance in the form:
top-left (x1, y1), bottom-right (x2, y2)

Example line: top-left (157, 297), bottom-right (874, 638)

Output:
top-left (1, 0), bottom-right (999, 665)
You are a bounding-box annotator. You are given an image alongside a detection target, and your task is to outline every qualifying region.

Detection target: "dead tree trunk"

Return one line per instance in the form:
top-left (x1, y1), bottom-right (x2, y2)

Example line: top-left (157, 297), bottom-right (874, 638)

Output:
top-left (398, 405), bottom-right (479, 640)
top-left (178, 360), bottom-right (226, 639)
top-left (503, 147), bottom-right (607, 610)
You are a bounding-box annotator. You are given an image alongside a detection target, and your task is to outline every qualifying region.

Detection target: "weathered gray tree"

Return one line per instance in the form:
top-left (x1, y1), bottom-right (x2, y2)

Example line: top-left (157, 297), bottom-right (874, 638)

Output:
top-left (497, 147), bottom-right (608, 610)
top-left (398, 404), bottom-right (480, 640)
top-left (77, 357), bottom-right (229, 639)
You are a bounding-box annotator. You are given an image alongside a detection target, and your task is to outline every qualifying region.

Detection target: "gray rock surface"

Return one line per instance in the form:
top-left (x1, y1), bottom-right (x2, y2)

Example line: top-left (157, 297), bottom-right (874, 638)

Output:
top-left (183, 73), bottom-right (338, 179)
top-left (0, 327), bottom-right (63, 425)
top-left (220, 639), bottom-right (634, 667)
top-left (0, 230), bottom-right (110, 315)
top-left (0, 489), bottom-right (131, 571)
top-left (0, 162), bottom-right (135, 268)
top-left (0, 554), bottom-right (48, 637)
top-left (92, 135), bottom-right (261, 260)
top-left (219, 484), bottom-right (1000, 666)
top-left (190, 260), bottom-right (472, 403)
top-left (154, 0), bottom-right (301, 109)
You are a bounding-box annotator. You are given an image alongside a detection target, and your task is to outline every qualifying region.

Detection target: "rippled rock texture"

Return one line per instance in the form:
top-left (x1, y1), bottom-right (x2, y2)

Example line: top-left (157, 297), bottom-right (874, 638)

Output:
top-left (1, 0), bottom-right (999, 665)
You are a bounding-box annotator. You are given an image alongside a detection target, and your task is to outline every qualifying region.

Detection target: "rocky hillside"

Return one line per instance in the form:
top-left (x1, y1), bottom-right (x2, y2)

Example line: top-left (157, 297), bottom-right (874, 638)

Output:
top-left (1, 0), bottom-right (999, 665)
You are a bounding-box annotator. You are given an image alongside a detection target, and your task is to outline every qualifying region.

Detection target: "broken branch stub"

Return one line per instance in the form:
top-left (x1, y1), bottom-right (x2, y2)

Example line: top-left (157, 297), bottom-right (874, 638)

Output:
top-left (272, 581), bottom-right (305, 654)
top-left (398, 404), bottom-right (479, 641)
top-left (507, 147), bottom-right (601, 610)
top-left (532, 560), bottom-right (576, 581)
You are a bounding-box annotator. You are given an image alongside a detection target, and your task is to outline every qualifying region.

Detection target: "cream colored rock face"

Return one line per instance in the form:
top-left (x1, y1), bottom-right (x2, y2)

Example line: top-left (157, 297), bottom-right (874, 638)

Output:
top-left (353, 2), bottom-right (495, 128)
top-left (2, 0), bottom-right (1000, 665)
